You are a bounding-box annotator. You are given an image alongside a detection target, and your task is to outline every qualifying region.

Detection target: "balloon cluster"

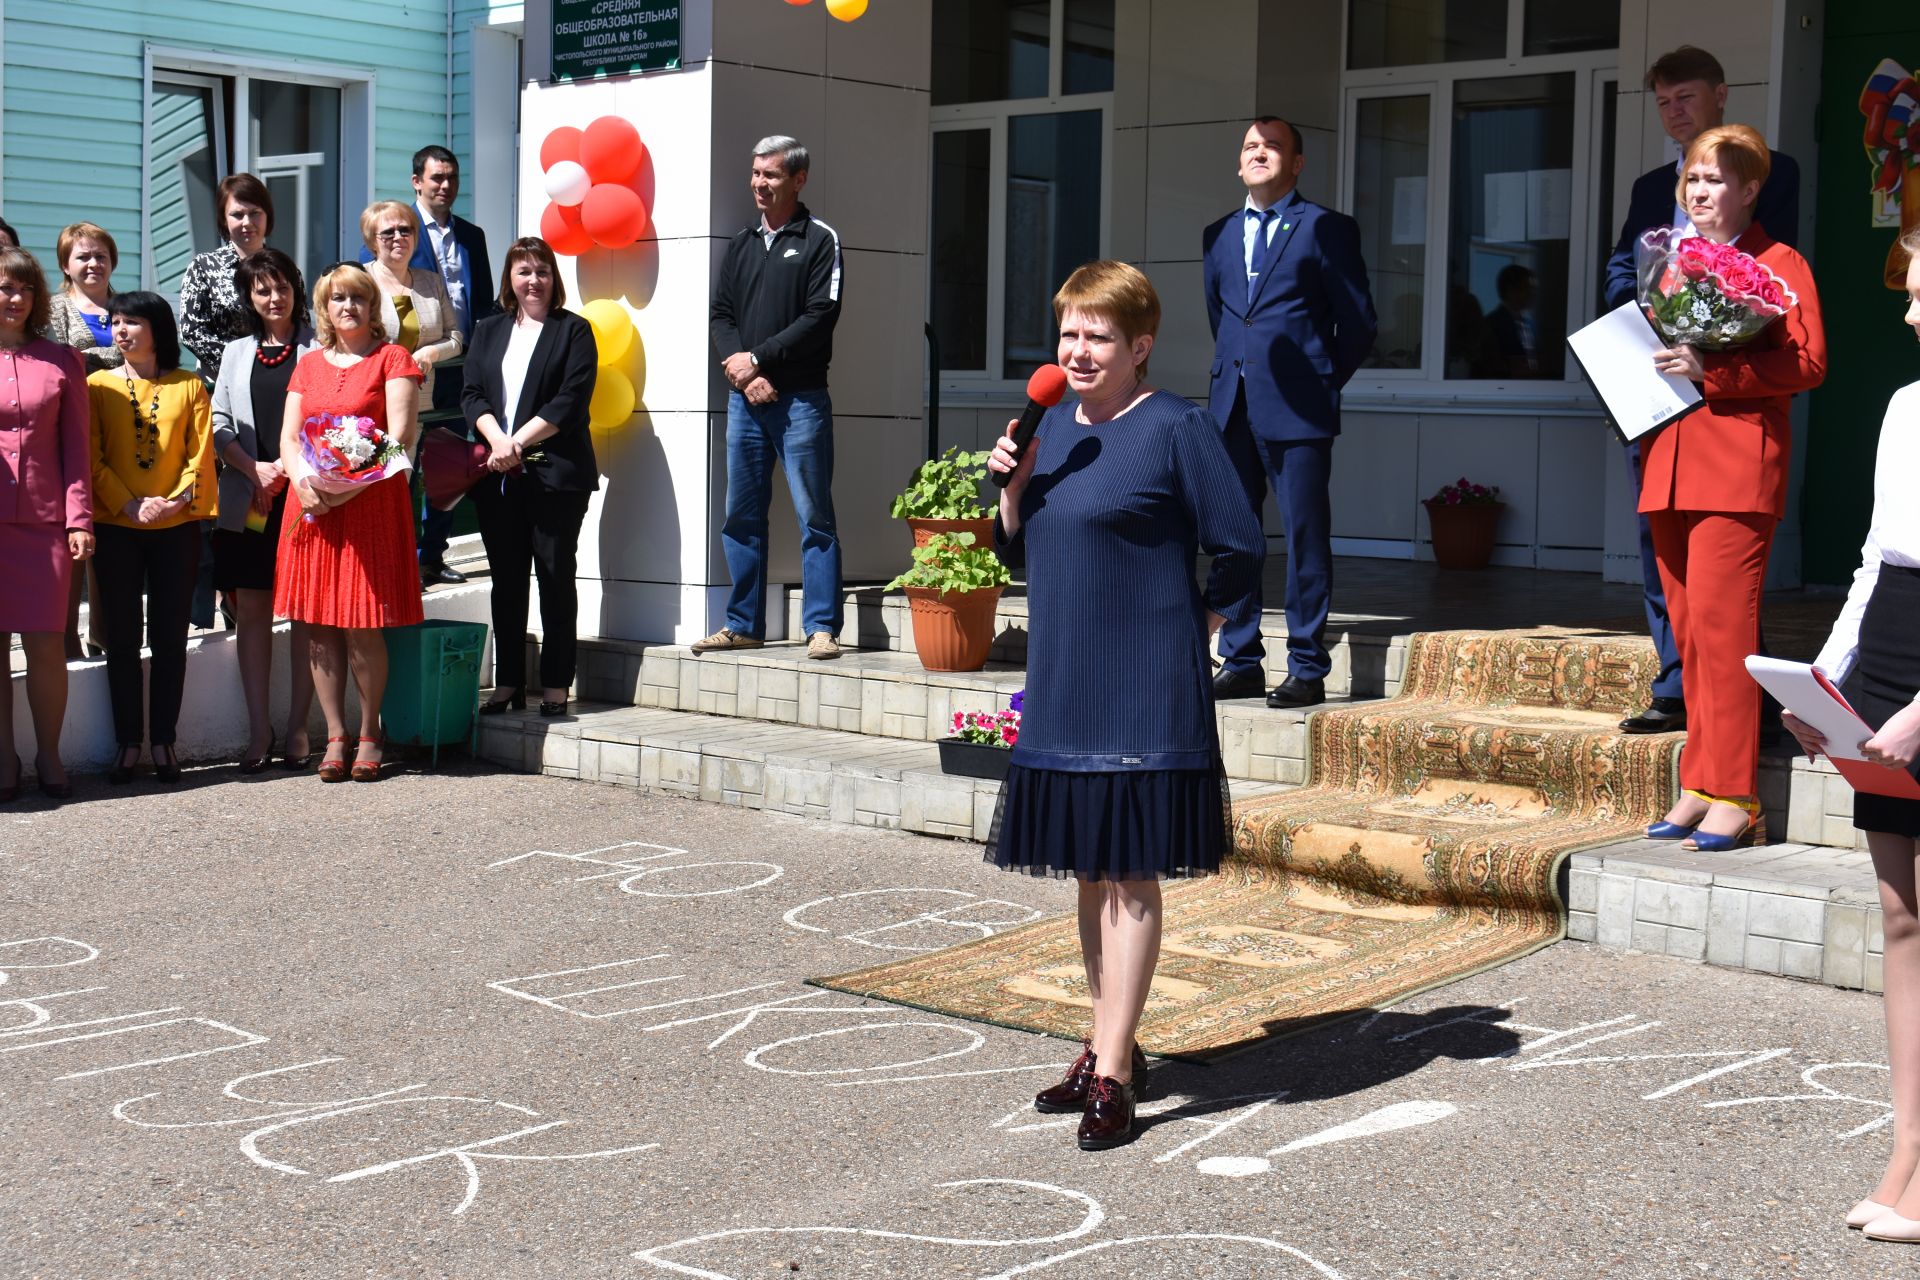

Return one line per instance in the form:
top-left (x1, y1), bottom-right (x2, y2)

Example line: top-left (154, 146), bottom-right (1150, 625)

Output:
top-left (783, 0), bottom-right (868, 19)
top-left (579, 299), bottom-right (644, 431)
top-left (540, 116), bottom-right (652, 255)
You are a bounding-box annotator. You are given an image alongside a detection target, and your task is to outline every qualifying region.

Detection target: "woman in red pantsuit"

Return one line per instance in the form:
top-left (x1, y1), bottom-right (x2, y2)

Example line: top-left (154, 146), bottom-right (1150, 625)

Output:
top-left (275, 263), bottom-right (423, 783)
top-left (1641, 124), bottom-right (1826, 850)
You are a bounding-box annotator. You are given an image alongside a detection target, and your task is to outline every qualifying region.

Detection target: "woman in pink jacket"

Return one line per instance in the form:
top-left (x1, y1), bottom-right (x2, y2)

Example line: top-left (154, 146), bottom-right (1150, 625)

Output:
top-left (0, 246), bottom-right (93, 801)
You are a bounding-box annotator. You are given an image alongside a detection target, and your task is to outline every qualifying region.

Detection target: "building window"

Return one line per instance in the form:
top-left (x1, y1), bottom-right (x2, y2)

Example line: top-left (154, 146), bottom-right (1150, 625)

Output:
top-left (929, 0), bottom-right (1113, 387)
top-left (1341, 4), bottom-right (1615, 391)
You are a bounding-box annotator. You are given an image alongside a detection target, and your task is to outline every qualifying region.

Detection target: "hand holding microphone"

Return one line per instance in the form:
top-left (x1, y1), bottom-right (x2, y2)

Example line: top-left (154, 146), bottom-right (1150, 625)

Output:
top-left (988, 364), bottom-right (1070, 492)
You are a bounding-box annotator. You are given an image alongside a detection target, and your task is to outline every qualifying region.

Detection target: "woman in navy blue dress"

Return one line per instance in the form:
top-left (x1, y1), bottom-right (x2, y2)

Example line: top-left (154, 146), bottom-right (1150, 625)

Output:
top-left (986, 260), bottom-right (1263, 1150)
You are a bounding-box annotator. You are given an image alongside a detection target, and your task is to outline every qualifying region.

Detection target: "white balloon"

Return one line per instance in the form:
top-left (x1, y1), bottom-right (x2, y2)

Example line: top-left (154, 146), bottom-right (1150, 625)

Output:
top-left (544, 160), bottom-right (592, 207)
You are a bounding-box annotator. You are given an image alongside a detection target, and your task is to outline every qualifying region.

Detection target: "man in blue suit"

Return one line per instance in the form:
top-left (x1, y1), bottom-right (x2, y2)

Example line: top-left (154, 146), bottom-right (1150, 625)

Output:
top-left (1204, 117), bottom-right (1378, 708)
top-left (1602, 46), bottom-right (1799, 735)
top-left (362, 145), bottom-right (498, 586)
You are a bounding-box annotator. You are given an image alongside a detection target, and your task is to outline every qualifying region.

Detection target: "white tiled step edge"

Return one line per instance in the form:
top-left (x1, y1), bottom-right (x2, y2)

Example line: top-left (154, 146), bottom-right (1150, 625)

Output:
top-left (1567, 837), bottom-right (1882, 991)
top-left (475, 702), bottom-right (1292, 842)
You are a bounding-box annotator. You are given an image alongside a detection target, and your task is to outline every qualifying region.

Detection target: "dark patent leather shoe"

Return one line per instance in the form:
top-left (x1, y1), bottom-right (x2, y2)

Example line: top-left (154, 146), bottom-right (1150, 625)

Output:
top-left (152, 745), bottom-right (183, 786)
top-left (1211, 668), bottom-right (1267, 701)
top-left (108, 744), bottom-right (141, 786)
top-left (421, 561), bottom-right (468, 586)
top-left (1266, 676), bottom-right (1326, 709)
top-left (1034, 1040), bottom-right (1150, 1113)
top-left (480, 688), bottom-right (526, 715)
top-left (1076, 1075), bottom-right (1139, 1150)
top-left (539, 699), bottom-right (569, 718)
top-left (1620, 697), bottom-right (1686, 734)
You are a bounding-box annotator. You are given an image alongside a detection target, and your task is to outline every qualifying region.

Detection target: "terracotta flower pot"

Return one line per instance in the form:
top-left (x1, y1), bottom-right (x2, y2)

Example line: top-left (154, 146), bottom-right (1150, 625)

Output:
top-left (1423, 500), bottom-right (1505, 570)
top-left (906, 516), bottom-right (993, 550)
top-left (904, 585), bottom-right (1003, 672)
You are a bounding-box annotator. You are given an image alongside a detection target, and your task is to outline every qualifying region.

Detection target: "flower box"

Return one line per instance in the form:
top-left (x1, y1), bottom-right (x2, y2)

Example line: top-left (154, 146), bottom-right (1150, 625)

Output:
top-left (937, 736), bottom-right (1012, 781)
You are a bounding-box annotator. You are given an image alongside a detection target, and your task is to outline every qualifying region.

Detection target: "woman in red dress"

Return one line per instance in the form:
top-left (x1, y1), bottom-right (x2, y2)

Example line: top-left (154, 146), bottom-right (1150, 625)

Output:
top-left (274, 263), bottom-right (423, 782)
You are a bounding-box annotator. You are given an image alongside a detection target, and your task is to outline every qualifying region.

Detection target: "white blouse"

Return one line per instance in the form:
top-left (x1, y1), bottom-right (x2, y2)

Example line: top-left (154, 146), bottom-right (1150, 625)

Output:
top-left (1814, 379), bottom-right (1920, 691)
top-left (499, 318), bottom-right (543, 429)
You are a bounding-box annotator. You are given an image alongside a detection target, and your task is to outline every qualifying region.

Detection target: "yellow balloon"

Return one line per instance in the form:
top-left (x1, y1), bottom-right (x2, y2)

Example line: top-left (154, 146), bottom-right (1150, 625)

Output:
top-left (825, 0), bottom-right (866, 19)
top-left (579, 298), bottom-right (635, 366)
top-left (588, 367), bottom-right (636, 430)
top-left (619, 334), bottom-right (647, 402)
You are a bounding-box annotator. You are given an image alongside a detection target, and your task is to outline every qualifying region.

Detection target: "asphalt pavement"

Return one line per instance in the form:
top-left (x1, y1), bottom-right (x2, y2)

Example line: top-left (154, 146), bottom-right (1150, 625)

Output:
top-left (0, 762), bottom-right (1910, 1278)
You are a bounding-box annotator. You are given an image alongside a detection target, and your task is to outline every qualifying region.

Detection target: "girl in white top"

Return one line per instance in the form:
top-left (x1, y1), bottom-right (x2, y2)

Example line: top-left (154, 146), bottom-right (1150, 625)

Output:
top-left (1788, 227), bottom-right (1920, 1242)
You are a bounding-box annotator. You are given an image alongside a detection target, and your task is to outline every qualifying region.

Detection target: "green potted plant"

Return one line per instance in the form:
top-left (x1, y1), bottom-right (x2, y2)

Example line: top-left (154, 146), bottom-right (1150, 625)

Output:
top-left (1422, 476), bottom-right (1505, 570)
top-left (887, 532), bottom-right (1010, 672)
top-left (889, 447), bottom-right (993, 549)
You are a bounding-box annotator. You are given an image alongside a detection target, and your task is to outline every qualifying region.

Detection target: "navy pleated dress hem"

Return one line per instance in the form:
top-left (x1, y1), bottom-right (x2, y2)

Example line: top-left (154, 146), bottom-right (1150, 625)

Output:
top-left (980, 388), bottom-right (1265, 884)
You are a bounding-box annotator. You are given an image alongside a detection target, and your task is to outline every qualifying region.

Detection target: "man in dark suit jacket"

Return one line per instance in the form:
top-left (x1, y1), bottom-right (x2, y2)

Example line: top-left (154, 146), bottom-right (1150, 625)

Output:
top-left (360, 145), bottom-right (500, 586)
top-left (1601, 46), bottom-right (1800, 735)
top-left (1204, 117), bottom-right (1378, 708)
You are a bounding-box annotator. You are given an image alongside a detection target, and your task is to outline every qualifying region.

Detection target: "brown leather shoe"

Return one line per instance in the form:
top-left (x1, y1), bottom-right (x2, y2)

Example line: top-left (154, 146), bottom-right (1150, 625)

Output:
top-left (1034, 1040), bottom-right (1150, 1113)
top-left (1076, 1074), bottom-right (1138, 1150)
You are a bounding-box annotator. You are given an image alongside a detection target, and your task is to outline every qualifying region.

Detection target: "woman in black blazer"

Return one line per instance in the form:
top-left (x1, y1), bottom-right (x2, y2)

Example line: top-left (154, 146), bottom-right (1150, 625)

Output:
top-left (463, 236), bottom-right (600, 716)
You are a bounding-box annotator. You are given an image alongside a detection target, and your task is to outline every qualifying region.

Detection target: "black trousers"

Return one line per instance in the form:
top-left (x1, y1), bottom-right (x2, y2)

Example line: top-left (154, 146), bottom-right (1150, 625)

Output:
top-left (472, 473), bottom-right (591, 692)
top-left (93, 521), bottom-right (201, 747)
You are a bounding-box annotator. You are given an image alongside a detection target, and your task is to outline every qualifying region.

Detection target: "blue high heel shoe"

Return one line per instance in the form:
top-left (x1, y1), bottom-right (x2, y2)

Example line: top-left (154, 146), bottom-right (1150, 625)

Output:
top-left (1645, 821), bottom-right (1696, 840)
top-left (1682, 818), bottom-right (1762, 852)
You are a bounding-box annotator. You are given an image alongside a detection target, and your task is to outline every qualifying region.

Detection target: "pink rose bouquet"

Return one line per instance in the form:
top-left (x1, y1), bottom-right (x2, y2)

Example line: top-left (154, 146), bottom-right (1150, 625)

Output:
top-left (1634, 225), bottom-right (1797, 350)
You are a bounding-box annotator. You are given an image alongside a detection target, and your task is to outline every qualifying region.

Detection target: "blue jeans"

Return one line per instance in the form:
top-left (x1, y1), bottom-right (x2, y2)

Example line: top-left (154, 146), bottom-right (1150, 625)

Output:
top-left (722, 388), bottom-right (842, 638)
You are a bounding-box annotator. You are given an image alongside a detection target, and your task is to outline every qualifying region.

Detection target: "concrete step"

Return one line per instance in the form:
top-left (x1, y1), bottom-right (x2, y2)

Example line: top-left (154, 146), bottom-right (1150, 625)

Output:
top-left (473, 701), bottom-right (1292, 844)
top-left (564, 636), bottom-right (1331, 786)
top-left (783, 585), bottom-right (1406, 699)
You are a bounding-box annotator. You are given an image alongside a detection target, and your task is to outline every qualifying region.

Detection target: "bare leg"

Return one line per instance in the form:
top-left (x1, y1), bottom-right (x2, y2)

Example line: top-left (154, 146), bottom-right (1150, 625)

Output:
top-left (232, 589), bottom-right (275, 759)
top-left (1077, 879), bottom-right (1104, 1050)
top-left (284, 620), bottom-right (315, 760)
top-left (308, 624), bottom-right (351, 769)
top-left (0, 632), bottom-right (15, 789)
top-left (1088, 879), bottom-right (1163, 1084)
top-left (1875, 832), bottom-right (1920, 1212)
top-left (345, 628), bottom-right (388, 766)
top-left (19, 633), bottom-right (70, 787)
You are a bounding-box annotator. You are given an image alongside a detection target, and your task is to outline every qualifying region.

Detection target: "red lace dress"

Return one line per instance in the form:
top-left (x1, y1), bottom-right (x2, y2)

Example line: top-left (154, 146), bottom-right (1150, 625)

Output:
top-left (274, 343), bottom-right (425, 628)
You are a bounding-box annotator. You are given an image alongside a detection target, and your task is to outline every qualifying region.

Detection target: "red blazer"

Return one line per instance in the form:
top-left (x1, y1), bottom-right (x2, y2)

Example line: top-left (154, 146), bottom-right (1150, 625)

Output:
top-left (1638, 226), bottom-right (1826, 518)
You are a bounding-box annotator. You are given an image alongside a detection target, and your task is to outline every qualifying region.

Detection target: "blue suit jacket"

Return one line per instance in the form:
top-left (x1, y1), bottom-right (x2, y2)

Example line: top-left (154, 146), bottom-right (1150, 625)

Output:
top-left (1602, 151), bottom-right (1800, 310)
top-left (1204, 190), bottom-right (1378, 441)
top-left (357, 207), bottom-right (498, 339)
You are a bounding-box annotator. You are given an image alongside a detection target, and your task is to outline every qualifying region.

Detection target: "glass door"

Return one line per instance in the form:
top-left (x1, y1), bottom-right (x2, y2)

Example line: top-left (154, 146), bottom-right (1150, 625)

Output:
top-left (149, 72), bottom-right (229, 298)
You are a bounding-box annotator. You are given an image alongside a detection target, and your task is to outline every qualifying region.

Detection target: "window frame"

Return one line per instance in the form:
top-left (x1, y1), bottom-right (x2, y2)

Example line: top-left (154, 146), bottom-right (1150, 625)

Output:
top-left (928, 0), bottom-right (1113, 400)
top-left (141, 44), bottom-right (377, 295)
top-left (1339, 35), bottom-right (1618, 404)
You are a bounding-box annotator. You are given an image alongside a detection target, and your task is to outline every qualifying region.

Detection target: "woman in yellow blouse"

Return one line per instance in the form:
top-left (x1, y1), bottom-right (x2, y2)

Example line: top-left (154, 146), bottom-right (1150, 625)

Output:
top-left (88, 291), bottom-right (215, 785)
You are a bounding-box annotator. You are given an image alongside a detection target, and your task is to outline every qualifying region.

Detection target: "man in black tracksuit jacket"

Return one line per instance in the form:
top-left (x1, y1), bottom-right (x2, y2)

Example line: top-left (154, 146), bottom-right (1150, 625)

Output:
top-left (701, 135), bottom-right (846, 660)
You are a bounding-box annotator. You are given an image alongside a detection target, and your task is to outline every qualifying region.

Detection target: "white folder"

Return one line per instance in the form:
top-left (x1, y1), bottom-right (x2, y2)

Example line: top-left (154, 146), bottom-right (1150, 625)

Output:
top-left (1567, 302), bottom-right (1704, 444)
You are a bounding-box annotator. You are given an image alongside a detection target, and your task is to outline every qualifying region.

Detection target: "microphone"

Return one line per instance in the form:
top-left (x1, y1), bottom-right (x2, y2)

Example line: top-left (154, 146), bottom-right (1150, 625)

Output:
top-left (990, 364), bottom-right (1071, 488)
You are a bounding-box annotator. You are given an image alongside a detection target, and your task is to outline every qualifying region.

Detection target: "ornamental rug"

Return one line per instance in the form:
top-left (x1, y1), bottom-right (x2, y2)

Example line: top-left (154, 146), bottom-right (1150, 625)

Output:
top-left (812, 631), bottom-right (1683, 1061)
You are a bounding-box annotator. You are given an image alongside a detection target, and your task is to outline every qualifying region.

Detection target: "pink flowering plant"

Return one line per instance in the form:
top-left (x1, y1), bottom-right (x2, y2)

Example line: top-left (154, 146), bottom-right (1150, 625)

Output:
top-left (1634, 225), bottom-right (1797, 350)
top-left (951, 689), bottom-right (1022, 749)
top-left (1429, 476), bottom-right (1500, 506)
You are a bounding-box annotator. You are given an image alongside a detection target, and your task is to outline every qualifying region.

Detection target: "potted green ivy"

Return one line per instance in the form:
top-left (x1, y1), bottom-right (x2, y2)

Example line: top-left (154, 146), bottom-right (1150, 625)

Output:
top-left (887, 531), bottom-right (1010, 672)
top-left (889, 447), bottom-right (993, 549)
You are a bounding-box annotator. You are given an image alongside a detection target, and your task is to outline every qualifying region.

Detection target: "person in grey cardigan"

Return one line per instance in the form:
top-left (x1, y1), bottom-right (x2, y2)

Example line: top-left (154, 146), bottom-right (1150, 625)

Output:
top-left (45, 221), bottom-right (122, 373)
top-left (210, 248), bottom-right (320, 772)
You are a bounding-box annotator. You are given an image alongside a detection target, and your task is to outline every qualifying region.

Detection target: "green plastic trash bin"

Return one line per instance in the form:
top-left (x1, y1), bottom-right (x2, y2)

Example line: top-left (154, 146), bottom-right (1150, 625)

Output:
top-left (382, 619), bottom-right (489, 764)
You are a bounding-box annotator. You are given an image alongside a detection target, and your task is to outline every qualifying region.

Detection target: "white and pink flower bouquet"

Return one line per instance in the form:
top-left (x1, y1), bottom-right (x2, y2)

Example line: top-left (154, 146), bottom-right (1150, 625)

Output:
top-left (951, 689), bottom-right (1022, 749)
top-left (1634, 226), bottom-right (1797, 350)
top-left (291, 412), bottom-right (411, 520)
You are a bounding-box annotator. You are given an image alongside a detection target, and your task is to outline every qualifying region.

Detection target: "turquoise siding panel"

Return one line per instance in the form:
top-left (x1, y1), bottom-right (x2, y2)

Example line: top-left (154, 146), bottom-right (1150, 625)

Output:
top-left (3, 0), bottom-right (478, 290)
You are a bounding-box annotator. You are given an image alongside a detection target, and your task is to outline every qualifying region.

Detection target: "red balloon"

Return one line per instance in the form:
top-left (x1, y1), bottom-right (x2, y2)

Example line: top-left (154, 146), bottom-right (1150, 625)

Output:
top-left (540, 127), bottom-right (583, 171)
top-left (580, 115), bottom-right (644, 185)
top-left (581, 183), bottom-right (649, 249)
top-left (540, 201), bottom-right (594, 256)
top-left (784, 0), bottom-right (811, 5)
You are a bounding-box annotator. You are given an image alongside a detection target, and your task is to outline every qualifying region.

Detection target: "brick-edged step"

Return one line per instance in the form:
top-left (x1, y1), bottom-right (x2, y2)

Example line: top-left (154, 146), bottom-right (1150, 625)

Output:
top-left (561, 636), bottom-right (1341, 787)
top-left (476, 702), bottom-right (1293, 842)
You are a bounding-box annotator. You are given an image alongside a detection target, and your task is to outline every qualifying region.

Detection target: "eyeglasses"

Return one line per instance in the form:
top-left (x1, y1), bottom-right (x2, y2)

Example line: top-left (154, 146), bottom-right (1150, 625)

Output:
top-left (376, 228), bottom-right (414, 240)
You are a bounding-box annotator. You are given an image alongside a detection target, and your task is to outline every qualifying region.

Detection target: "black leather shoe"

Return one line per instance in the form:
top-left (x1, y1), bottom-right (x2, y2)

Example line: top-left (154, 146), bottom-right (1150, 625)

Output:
top-left (1211, 668), bottom-right (1267, 701)
top-left (1076, 1075), bottom-right (1139, 1150)
top-left (152, 745), bottom-right (183, 786)
top-left (1033, 1041), bottom-right (1150, 1114)
top-left (1620, 696), bottom-right (1686, 734)
top-left (539, 699), bottom-right (569, 718)
top-left (108, 745), bottom-right (141, 786)
top-left (1266, 676), bottom-right (1326, 709)
top-left (421, 562), bottom-right (468, 586)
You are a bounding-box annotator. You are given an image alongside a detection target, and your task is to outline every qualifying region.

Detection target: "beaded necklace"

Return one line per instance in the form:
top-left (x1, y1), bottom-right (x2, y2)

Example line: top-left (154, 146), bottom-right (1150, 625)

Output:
top-left (255, 341), bottom-right (293, 368)
top-left (121, 368), bottom-right (162, 470)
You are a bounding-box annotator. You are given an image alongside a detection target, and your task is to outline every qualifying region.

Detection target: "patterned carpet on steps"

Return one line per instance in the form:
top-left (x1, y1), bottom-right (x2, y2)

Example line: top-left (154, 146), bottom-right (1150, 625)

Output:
top-left (813, 630), bottom-right (1684, 1060)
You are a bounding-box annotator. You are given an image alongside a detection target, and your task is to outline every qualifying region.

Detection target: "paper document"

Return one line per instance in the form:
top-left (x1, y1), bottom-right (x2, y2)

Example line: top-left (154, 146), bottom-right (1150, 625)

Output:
top-left (1744, 656), bottom-right (1920, 799)
top-left (1567, 302), bottom-right (1704, 443)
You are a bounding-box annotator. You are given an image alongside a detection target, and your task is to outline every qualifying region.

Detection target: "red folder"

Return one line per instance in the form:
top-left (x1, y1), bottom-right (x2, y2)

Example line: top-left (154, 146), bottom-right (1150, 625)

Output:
top-left (1810, 668), bottom-right (1920, 800)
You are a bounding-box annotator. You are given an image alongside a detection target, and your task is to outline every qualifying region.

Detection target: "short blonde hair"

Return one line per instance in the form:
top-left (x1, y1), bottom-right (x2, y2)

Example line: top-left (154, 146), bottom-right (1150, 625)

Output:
top-left (359, 199), bottom-right (418, 253)
top-left (1052, 260), bottom-right (1162, 377)
top-left (311, 262), bottom-right (388, 349)
top-left (1677, 124), bottom-right (1771, 209)
top-left (56, 222), bottom-right (119, 280)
